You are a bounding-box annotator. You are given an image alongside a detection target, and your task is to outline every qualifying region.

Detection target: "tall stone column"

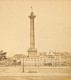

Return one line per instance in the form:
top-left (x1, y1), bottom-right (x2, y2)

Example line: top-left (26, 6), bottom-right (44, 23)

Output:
top-left (28, 11), bottom-right (37, 57)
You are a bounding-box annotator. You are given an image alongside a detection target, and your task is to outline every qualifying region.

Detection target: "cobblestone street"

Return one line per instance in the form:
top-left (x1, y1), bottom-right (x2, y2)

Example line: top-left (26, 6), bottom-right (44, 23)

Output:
top-left (0, 76), bottom-right (71, 80)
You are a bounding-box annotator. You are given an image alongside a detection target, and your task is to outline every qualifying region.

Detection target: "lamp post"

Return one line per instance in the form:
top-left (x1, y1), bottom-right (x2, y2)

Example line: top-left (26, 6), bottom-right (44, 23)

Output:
top-left (35, 58), bottom-right (36, 67)
top-left (38, 58), bottom-right (39, 68)
top-left (22, 55), bottom-right (25, 72)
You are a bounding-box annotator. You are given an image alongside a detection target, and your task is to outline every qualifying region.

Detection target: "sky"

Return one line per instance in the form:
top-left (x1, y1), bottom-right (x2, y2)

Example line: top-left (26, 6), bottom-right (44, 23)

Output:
top-left (0, 0), bottom-right (71, 56)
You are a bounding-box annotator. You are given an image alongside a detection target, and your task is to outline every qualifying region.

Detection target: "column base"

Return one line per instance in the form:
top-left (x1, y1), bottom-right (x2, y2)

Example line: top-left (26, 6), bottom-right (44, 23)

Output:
top-left (28, 48), bottom-right (37, 57)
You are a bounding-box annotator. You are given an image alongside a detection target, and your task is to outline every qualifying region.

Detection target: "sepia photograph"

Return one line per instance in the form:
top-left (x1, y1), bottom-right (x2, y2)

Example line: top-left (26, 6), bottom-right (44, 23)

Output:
top-left (0, 0), bottom-right (71, 80)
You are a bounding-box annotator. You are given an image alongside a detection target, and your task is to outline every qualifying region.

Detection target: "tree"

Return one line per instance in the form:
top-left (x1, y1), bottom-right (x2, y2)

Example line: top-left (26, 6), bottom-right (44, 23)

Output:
top-left (0, 50), bottom-right (7, 61)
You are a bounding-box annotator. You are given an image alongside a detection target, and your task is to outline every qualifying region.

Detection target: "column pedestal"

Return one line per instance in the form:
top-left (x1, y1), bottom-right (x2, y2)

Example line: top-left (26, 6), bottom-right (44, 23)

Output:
top-left (28, 48), bottom-right (37, 57)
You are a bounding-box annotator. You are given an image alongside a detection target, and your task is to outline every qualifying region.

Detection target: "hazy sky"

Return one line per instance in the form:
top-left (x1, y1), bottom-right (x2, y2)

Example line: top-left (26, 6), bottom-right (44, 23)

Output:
top-left (0, 0), bottom-right (71, 56)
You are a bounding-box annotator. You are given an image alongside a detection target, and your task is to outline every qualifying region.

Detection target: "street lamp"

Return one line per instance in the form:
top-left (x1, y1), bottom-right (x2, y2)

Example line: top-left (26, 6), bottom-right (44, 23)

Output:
top-left (22, 55), bottom-right (25, 72)
top-left (38, 58), bottom-right (39, 68)
top-left (35, 58), bottom-right (36, 67)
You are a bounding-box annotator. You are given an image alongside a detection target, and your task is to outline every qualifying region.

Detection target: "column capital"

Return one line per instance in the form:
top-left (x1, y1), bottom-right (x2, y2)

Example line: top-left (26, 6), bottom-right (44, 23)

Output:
top-left (29, 11), bottom-right (36, 19)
